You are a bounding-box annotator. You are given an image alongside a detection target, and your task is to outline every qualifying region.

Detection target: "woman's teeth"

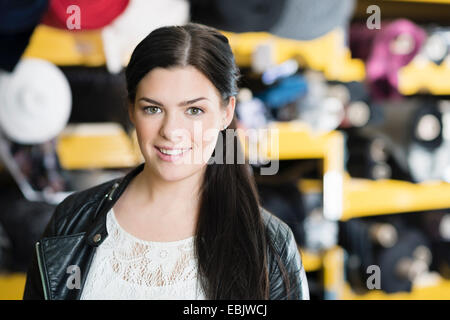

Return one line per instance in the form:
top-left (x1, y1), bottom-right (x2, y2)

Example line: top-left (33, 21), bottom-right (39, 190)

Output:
top-left (158, 148), bottom-right (189, 155)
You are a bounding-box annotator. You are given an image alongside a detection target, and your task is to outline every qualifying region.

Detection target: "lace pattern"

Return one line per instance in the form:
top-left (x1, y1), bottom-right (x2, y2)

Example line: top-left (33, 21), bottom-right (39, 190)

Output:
top-left (80, 209), bottom-right (206, 300)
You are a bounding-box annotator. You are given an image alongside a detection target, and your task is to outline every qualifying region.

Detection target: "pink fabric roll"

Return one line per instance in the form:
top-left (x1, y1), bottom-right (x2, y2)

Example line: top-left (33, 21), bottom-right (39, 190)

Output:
top-left (41, 0), bottom-right (129, 30)
top-left (366, 19), bottom-right (426, 100)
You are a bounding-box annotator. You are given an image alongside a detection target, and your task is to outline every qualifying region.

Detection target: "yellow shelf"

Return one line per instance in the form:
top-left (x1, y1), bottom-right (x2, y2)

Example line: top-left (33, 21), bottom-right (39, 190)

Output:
top-left (24, 24), bottom-right (106, 67)
top-left (398, 58), bottom-right (450, 95)
top-left (298, 179), bottom-right (323, 194)
top-left (57, 123), bottom-right (142, 170)
top-left (299, 246), bottom-right (323, 272)
top-left (221, 29), bottom-right (365, 82)
top-left (0, 273), bottom-right (26, 300)
top-left (221, 23), bottom-right (450, 95)
top-left (342, 276), bottom-right (450, 300)
top-left (239, 121), bottom-right (345, 220)
top-left (240, 121), bottom-right (345, 172)
top-left (342, 177), bottom-right (450, 220)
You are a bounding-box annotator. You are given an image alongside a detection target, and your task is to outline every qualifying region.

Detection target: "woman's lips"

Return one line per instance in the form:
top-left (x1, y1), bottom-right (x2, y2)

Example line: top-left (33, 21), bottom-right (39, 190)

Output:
top-left (154, 146), bottom-right (191, 162)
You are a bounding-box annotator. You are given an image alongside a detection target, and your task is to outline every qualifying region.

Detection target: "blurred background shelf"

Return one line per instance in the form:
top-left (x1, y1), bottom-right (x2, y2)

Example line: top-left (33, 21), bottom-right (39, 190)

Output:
top-left (299, 247), bottom-right (323, 272)
top-left (342, 276), bottom-right (450, 299)
top-left (56, 123), bottom-right (142, 170)
top-left (225, 28), bottom-right (450, 96)
top-left (0, 273), bottom-right (26, 300)
top-left (223, 30), bottom-right (365, 83)
top-left (342, 177), bottom-right (450, 220)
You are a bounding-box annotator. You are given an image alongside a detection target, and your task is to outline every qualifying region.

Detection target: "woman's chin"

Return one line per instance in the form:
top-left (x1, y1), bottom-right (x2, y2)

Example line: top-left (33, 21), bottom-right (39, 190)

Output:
top-left (154, 164), bottom-right (200, 182)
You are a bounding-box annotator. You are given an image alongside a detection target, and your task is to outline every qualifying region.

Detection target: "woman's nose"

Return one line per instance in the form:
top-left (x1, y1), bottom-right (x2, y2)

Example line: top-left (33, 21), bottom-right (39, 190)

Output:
top-left (159, 113), bottom-right (188, 143)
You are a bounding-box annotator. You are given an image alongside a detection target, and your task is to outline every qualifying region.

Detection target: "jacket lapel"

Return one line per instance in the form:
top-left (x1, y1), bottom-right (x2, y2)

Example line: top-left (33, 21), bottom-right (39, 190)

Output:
top-left (39, 163), bottom-right (146, 299)
top-left (39, 233), bottom-right (93, 300)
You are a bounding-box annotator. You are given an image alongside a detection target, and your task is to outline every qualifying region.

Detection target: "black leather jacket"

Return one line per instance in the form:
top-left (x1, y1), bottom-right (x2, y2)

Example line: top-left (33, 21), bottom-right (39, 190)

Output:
top-left (23, 163), bottom-right (309, 300)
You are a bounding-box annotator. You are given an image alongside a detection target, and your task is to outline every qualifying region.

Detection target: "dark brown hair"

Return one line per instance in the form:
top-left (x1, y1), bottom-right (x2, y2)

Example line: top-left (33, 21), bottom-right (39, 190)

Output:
top-left (125, 23), bottom-right (288, 299)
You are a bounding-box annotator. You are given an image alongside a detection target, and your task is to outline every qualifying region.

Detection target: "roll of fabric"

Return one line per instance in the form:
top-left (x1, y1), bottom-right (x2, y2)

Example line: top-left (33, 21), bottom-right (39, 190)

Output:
top-left (366, 19), bottom-right (426, 100)
top-left (422, 29), bottom-right (450, 66)
top-left (0, 58), bottom-right (72, 144)
top-left (256, 75), bottom-right (308, 109)
top-left (338, 219), bottom-right (375, 291)
top-left (41, 0), bottom-right (129, 30)
top-left (408, 140), bottom-right (450, 183)
top-left (377, 229), bottom-right (431, 293)
top-left (0, 0), bottom-right (49, 72)
top-left (59, 66), bottom-right (130, 131)
top-left (0, 0), bottom-right (48, 33)
top-left (189, 0), bottom-right (287, 33)
top-left (296, 72), bottom-right (345, 133)
top-left (410, 101), bottom-right (443, 150)
top-left (236, 97), bottom-right (269, 130)
top-left (270, 0), bottom-right (355, 41)
top-left (101, 0), bottom-right (190, 73)
top-left (349, 22), bottom-right (381, 62)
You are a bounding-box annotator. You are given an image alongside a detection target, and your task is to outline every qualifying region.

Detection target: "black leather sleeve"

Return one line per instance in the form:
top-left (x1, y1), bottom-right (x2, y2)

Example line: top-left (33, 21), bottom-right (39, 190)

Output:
top-left (264, 209), bottom-right (310, 300)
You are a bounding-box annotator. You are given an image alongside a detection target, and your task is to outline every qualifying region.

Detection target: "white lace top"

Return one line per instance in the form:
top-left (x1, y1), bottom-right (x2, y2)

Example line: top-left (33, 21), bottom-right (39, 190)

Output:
top-left (80, 208), bottom-right (206, 300)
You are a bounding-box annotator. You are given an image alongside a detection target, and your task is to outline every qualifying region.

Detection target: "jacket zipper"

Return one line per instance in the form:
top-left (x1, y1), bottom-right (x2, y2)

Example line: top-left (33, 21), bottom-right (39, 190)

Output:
top-left (107, 182), bottom-right (120, 200)
top-left (35, 241), bottom-right (49, 300)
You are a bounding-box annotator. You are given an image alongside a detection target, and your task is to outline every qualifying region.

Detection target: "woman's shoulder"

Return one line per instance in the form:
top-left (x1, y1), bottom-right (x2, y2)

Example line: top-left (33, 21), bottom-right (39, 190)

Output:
top-left (259, 206), bottom-right (298, 254)
top-left (58, 177), bottom-right (121, 211)
top-left (260, 206), bottom-right (309, 299)
top-left (47, 177), bottom-right (123, 236)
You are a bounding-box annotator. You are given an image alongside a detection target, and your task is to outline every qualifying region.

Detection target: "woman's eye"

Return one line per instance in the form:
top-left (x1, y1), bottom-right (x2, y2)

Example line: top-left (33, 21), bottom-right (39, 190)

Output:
top-left (187, 107), bottom-right (204, 115)
top-left (143, 106), bottom-right (161, 114)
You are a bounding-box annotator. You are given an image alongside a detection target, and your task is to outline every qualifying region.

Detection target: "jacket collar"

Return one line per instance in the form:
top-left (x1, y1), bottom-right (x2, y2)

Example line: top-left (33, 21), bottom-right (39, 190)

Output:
top-left (85, 162), bottom-right (145, 247)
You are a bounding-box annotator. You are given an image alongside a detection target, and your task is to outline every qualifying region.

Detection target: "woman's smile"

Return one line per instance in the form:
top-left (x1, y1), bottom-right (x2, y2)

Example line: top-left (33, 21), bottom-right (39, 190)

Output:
top-left (154, 145), bottom-right (192, 162)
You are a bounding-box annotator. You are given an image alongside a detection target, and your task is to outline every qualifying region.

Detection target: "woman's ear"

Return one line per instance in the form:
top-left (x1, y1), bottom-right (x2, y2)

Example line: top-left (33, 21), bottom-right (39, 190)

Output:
top-left (128, 102), bottom-right (135, 126)
top-left (222, 96), bottom-right (236, 129)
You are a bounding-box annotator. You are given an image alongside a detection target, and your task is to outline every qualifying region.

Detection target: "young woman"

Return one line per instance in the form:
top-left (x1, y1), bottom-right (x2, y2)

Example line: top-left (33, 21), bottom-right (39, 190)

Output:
top-left (23, 23), bottom-right (309, 300)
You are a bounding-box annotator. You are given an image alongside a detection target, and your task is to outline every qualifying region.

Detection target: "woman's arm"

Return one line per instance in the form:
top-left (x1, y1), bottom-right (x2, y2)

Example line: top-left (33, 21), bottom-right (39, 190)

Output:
top-left (266, 212), bottom-right (310, 300)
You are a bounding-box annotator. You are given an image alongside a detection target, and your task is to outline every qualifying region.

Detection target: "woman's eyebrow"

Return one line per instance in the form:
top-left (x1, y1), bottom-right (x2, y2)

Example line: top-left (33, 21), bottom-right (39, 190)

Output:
top-left (137, 97), bottom-right (209, 106)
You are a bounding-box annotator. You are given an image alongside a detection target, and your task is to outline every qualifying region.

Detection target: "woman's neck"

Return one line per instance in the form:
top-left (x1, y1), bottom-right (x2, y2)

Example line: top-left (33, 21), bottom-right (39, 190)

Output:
top-left (131, 163), bottom-right (204, 218)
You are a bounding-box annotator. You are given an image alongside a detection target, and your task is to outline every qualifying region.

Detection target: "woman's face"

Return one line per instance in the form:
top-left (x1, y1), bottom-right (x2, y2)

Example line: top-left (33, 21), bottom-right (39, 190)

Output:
top-left (129, 66), bottom-right (235, 182)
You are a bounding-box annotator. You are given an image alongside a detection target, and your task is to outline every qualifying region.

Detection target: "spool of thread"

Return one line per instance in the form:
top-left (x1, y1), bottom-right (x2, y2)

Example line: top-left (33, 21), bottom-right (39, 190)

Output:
top-left (422, 29), bottom-right (449, 65)
top-left (346, 133), bottom-right (391, 179)
top-left (257, 75), bottom-right (308, 109)
top-left (371, 162), bottom-right (392, 180)
top-left (396, 245), bottom-right (432, 281)
top-left (411, 102), bottom-right (443, 150)
top-left (369, 223), bottom-right (398, 248)
top-left (261, 59), bottom-right (299, 85)
top-left (377, 229), bottom-right (431, 293)
top-left (347, 161), bottom-right (392, 180)
top-left (396, 257), bottom-right (429, 282)
top-left (252, 42), bottom-right (276, 74)
top-left (439, 214), bottom-right (450, 240)
top-left (346, 134), bottom-right (389, 162)
top-left (345, 101), bottom-right (371, 128)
